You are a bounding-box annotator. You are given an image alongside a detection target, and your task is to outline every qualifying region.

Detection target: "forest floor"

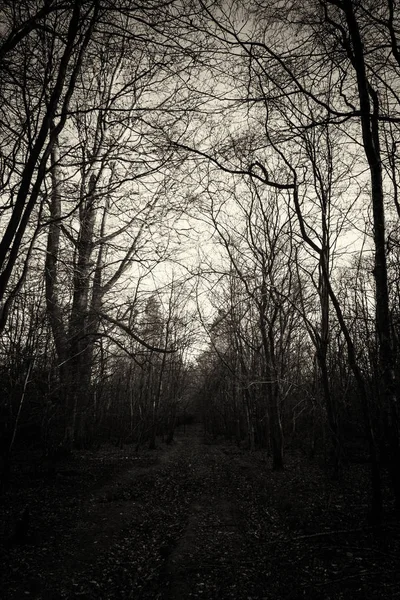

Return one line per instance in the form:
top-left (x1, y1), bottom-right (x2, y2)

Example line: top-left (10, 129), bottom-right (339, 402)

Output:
top-left (1, 425), bottom-right (400, 600)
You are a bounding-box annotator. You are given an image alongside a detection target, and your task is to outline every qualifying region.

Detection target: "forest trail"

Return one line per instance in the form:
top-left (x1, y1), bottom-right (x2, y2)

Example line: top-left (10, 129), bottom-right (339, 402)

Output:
top-left (161, 430), bottom-right (267, 599)
top-left (2, 425), bottom-right (400, 599)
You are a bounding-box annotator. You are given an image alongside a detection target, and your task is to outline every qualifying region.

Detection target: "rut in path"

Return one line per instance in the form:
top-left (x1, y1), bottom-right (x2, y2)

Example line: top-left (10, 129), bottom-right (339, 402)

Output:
top-left (160, 430), bottom-right (270, 600)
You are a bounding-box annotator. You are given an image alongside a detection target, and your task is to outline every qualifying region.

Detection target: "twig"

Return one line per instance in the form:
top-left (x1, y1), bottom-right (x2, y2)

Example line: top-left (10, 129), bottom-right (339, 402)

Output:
top-left (8, 358), bottom-right (34, 454)
top-left (291, 527), bottom-right (369, 541)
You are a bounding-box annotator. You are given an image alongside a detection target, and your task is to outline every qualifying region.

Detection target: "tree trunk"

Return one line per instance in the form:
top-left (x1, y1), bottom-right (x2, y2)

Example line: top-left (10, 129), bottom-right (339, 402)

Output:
top-left (67, 172), bottom-right (97, 445)
top-left (341, 0), bottom-right (400, 509)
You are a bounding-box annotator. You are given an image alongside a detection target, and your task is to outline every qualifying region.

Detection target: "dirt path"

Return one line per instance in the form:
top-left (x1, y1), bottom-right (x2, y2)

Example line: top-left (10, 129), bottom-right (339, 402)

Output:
top-left (57, 428), bottom-right (273, 600)
top-left (161, 434), bottom-right (266, 599)
top-left (2, 426), bottom-right (400, 600)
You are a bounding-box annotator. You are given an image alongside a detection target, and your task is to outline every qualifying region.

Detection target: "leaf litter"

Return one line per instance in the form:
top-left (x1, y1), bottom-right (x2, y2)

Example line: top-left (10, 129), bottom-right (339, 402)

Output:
top-left (1, 427), bottom-right (400, 599)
